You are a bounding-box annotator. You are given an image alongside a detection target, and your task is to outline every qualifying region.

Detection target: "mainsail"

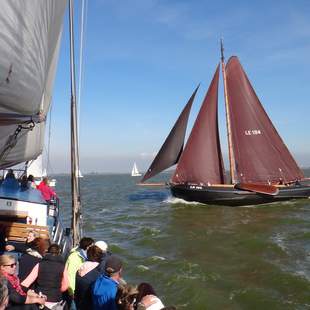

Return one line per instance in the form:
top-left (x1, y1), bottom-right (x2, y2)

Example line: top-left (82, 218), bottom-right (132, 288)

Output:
top-left (141, 86), bottom-right (199, 183)
top-left (225, 56), bottom-right (304, 184)
top-left (172, 65), bottom-right (225, 185)
top-left (0, 1), bottom-right (67, 168)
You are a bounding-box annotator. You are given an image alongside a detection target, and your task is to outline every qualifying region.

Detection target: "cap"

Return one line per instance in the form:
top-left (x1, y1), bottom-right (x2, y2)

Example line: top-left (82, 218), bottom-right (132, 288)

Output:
top-left (105, 255), bottom-right (122, 274)
top-left (95, 240), bottom-right (108, 252)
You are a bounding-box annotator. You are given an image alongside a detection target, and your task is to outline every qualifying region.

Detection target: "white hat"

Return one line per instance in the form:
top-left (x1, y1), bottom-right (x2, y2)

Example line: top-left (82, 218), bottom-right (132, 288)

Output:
top-left (95, 240), bottom-right (108, 252)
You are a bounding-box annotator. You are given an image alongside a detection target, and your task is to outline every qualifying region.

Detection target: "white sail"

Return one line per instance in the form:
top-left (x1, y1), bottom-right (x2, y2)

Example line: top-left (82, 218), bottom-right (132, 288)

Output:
top-left (131, 162), bottom-right (142, 177)
top-left (27, 155), bottom-right (44, 178)
top-left (0, 1), bottom-right (67, 169)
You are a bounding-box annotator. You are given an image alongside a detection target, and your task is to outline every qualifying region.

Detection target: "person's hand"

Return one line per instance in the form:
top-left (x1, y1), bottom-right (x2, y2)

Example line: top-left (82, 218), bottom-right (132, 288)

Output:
top-left (27, 290), bottom-right (37, 297)
top-left (5, 245), bottom-right (15, 251)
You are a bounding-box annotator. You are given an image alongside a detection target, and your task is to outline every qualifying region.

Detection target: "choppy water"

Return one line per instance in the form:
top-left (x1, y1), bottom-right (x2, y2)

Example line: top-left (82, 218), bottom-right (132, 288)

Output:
top-left (56, 173), bottom-right (310, 309)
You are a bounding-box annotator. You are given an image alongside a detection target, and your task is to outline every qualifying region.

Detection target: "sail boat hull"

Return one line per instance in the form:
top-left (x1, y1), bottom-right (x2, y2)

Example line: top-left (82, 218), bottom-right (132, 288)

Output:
top-left (170, 182), bottom-right (310, 206)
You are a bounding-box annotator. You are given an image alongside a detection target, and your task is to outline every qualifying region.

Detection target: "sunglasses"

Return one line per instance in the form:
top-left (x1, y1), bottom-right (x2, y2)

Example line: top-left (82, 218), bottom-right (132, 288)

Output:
top-left (4, 263), bottom-right (17, 268)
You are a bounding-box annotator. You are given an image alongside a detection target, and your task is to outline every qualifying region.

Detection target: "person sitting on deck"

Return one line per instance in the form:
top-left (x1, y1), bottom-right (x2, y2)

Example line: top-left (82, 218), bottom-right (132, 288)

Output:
top-left (75, 244), bottom-right (105, 310)
top-left (115, 284), bottom-right (138, 310)
top-left (37, 177), bottom-right (57, 201)
top-left (5, 230), bottom-right (39, 253)
top-left (18, 238), bottom-right (49, 282)
top-left (0, 276), bottom-right (9, 310)
top-left (65, 237), bottom-right (94, 300)
top-left (0, 254), bottom-right (46, 309)
top-left (20, 175), bottom-right (29, 191)
top-left (92, 255), bottom-right (123, 310)
top-left (135, 282), bottom-right (165, 310)
top-left (2, 169), bottom-right (19, 190)
top-left (27, 175), bottom-right (36, 189)
top-left (22, 244), bottom-right (69, 309)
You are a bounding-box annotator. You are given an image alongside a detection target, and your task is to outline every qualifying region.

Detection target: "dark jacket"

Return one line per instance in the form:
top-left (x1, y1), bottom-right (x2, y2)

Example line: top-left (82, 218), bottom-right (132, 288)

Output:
top-left (18, 250), bottom-right (42, 282)
top-left (75, 264), bottom-right (102, 310)
top-left (6, 280), bottom-right (37, 310)
top-left (36, 253), bottom-right (65, 302)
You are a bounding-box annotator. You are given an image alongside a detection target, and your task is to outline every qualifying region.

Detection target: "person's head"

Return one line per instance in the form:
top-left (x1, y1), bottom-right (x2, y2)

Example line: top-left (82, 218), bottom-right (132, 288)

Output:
top-left (42, 177), bottom-right (49, 185)
top-left (27, 175), bottom-right (34, 182)
top-left (0, 255), bottom-right (17, 276)
top-left (48, 244), bottom-right (61, 256)
top-left (116, 284), bottom-right (138, 310)
top-left (87, 245), bottom-right (103, 263)
top-left (136, 282), bottom-right (157, 303)
top-left (79, 237), bottom-right (94, 250)
top-left (0, 277), bottom-right (8, 310)
top-left (5, 169), bottom-right (15, 179)
top-left (95, 240), bottom-right (108, 253)
top-left (104, 255), bottom-right (123, 279)
top-left (26, 230), bottom-right (39, 243)
top-left (29, 237), bottom-right (49, 256)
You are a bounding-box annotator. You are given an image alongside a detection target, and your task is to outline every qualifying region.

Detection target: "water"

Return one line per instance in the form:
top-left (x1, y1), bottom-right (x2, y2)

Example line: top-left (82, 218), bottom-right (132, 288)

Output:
top-left (56, 173), bottom-right (310, 309)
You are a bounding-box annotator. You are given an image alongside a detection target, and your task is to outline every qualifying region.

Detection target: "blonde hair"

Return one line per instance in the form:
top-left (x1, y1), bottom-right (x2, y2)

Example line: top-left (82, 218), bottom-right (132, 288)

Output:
top-left (0, 254), bottom-right (15, 267)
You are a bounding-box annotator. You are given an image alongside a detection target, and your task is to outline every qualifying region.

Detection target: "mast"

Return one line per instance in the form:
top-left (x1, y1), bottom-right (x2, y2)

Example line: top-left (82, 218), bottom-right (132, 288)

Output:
top-left (69, 0), bottom-right (82, 246)
top-left (220, 39), bottom-right (237, 184)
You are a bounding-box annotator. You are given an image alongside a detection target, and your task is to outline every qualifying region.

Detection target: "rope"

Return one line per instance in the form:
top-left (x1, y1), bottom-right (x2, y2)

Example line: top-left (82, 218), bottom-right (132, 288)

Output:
top-left (0, 120), bottom-right (35, 162)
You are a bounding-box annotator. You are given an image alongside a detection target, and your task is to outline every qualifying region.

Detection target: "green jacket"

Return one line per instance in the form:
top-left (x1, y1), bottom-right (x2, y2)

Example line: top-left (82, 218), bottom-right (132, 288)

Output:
top-left (65, 247), bottom-right (87, 295)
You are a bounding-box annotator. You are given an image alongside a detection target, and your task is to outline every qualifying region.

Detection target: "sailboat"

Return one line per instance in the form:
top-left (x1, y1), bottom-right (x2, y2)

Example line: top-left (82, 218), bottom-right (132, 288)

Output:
top-left (141, 43), bottom-right (310, 206)
top-left (132, 162), bottom-right (142, 177)
top-left (0, 0), bottom-right (82, 254)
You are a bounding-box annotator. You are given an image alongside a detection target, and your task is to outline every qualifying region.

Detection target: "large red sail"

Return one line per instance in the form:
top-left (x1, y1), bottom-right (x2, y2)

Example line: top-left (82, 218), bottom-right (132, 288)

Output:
top-left (225, 56), bottom-right (304, 184)
top-left (172, 65), bottom-right (225, 185)
top-left (141, 86), bottom-right (199, 183)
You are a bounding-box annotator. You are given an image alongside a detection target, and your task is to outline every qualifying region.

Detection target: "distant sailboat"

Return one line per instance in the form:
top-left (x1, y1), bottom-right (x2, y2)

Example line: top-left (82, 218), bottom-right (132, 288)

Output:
top-left (77, 169), bottom-right (83, 178)
top-left (131, 162), bottom-right (142, 177)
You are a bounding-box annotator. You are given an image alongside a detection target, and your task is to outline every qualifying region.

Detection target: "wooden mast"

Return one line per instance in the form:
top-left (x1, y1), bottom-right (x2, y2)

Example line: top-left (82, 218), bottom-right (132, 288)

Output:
top-left (69, 0), bottom-right (82, 246)
top-left (220, 39), bottom-right (237, 184)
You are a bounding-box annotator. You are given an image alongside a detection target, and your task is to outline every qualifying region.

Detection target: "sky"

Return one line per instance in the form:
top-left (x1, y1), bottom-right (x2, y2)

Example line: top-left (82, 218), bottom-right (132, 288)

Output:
top-left (49, 0), bottom-right (310, 174)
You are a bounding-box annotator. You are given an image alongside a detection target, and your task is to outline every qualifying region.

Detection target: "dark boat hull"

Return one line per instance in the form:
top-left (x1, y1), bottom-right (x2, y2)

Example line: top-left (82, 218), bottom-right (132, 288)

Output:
top-left (170, 182), bottom-right (310, 206)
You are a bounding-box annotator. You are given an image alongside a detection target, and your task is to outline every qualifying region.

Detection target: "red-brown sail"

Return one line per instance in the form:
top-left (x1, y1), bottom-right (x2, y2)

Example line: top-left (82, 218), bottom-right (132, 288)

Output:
top-left (141, 86), bottom-right (199, 183)
top-left (225, 56), bottom-right (304, 184)
top-left (171, 65), bottom-right (225, 185)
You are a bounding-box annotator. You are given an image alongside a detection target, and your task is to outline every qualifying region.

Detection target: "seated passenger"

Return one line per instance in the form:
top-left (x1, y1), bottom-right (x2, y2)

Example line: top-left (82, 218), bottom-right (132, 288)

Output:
top-left (115, 284), bottom-right (138, 310)
top-left (92, 255), bottom-right (123, 310)
top-left (20, 175), bottom-right (29, 191)
top-left (27, 175), bottom-right (36, 189)
top-left (0, 254), bottom-right (46, 309)
top-left (18, 238), bottom-right (49, 282)
top-left (135, 283), bottom-right (165, 310)
top-left (22, 244), bottom-right (68, 309)
top-left (37, 177), bottom-right (57, 201)
top-left (75, 244), bottom-right (105, 310)
top-left (0, 276), bottom-right (9, 309)
top-left (6, 230), bottom-right (39, 253)
top-left (2, 169), bottom-right (19, 190)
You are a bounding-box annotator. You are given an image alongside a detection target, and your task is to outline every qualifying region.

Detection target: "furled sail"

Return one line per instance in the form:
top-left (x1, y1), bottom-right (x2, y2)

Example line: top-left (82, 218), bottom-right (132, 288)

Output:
top-left (141, 86), bottom-right (199, 183)
top-left (0, 1), bottom-right (67, 168)
top-left (172, 65), bottom-right (225, 185)
top-left (225, 56), bottom-right (304, 184)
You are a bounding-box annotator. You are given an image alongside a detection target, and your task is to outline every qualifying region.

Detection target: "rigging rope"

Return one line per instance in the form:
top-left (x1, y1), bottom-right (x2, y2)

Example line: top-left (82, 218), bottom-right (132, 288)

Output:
top-left (0, 121), bottom-right (35, 162)
top-left (77, 0), bottom-right (88, 143)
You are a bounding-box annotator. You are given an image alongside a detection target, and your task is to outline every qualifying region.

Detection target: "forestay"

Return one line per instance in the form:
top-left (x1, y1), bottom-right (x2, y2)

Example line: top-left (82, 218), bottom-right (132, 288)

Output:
top-left (0, 1), bottom-right (67, 168)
